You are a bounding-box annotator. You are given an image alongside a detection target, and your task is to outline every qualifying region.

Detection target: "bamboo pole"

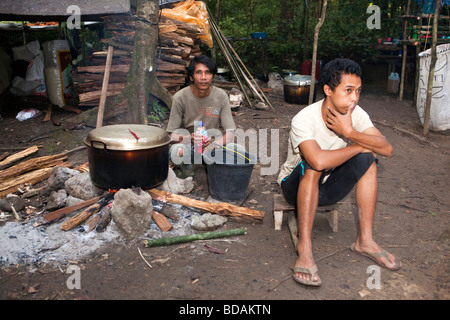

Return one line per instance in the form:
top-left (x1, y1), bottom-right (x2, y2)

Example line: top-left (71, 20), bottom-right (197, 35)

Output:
top-left (209, 20), bottom-right (253, 108)
top-left (143, 227), bottom-right (247, 247)
top-left (309, 0), bottom-right (327, 105)
top-left (423, 0), bottom-right (440, 136)
top-left (208, 11), bottom-right (276, 113)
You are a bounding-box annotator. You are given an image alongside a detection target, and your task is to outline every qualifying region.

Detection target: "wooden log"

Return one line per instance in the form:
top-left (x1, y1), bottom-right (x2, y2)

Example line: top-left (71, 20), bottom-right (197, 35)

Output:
top-left (79, 89), bottom-right (124, 103)
top-left (0, 145), bottom-right (39, 170)
top-left (0, 153), bottom-right (67, 180)
top-left (35, 196), bottom-right (103, 226)
top-left (148, 189), bottom-right (264, 223)
top-left (77, 64), bottom-right (130, 74)
top-left (0, 163), bottom-right (72, 197)
top-left (96, 205), bottom-right (113, 232)
top-left (159, 53), bottom-right (189, 66)
top-left (152, 210), bottom-right (173, 232)
top-left (156, 61), bottom-right (187, 73)
top-left (60, 193), bottom-right (114, 231)
top-left (160, 32), bottom-right (194, 46)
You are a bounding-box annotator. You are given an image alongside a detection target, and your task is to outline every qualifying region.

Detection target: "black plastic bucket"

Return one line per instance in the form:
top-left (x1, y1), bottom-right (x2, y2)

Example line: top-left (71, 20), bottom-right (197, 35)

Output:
top-left (203, 148), bottom-right (257, 202)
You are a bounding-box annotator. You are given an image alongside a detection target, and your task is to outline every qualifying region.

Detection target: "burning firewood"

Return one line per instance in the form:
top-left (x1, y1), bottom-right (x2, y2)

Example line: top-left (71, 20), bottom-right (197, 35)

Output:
top-left (148, 189), bottom-right (264, 223)
top-left (152, 210), bottom-right (173, 232)
top-left (60, 193), bottom-right (114, 231)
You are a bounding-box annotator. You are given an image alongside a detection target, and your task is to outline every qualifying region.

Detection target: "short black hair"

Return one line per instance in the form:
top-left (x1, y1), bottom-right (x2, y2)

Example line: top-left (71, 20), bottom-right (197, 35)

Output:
top-left (320, 58), bottom-right (362, 91)
top-left (187, 55), bottom-right (217, 79)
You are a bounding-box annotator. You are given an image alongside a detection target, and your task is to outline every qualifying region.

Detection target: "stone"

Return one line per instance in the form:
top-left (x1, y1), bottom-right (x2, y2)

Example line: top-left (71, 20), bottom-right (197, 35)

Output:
top-left (65, 172), bottom-right (104, 200)
top-left (267, 72), bottom-right (284, 96)
top-left (0, 196), bottom-right (26, 212)
top-left (110, 188), bottom-right (153, 240)
top-left (47, 167), bottom-right (80, 191)
top-left (191, 213), bottom-right (228, 231)
top-left (46, 189), bottom-right (67, 210)
top-left (161, 168), bottom-right (194, 194)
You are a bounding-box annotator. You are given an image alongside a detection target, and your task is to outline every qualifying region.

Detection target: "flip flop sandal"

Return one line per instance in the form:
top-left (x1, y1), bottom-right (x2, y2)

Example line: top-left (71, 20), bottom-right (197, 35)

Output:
top-left (350, 243), bottom-right (402, 271)
top-left (292, 264), bottom-right (322, 287)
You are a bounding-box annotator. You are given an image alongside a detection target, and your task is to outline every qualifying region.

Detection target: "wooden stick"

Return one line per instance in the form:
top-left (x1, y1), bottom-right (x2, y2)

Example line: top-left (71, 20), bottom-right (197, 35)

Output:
top-left (36, 196), bottom-right (102, 225)
top-left (152, 210), bottom-right (173, 232)
top-left (148, 189), bottom-right (264, 223)
top-left (97, 45), bottom-right (114, 128)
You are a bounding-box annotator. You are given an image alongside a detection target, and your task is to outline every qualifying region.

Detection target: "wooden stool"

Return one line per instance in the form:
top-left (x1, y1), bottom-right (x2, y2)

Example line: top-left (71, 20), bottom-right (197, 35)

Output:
top-left (273, 194), bottom-right (339, 232)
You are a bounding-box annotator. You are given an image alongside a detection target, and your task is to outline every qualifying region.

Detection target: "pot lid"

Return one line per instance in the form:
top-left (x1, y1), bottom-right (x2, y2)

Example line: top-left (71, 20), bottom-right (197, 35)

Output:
top-left (284, 75), bottom-right (312, 85)
top-left (84, 124), bottom-right (170, 151)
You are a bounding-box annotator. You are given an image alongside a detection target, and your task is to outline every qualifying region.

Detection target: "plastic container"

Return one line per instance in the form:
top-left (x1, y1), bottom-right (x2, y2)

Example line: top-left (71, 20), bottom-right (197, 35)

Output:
top-left (387, 72), bottom-right (400, 94)
top-left (194, 121), bottom-right (208, 154)
top-left (203, 148), bottom-right (257, 202)
top-left (250, 32), bottom-right (267, 39)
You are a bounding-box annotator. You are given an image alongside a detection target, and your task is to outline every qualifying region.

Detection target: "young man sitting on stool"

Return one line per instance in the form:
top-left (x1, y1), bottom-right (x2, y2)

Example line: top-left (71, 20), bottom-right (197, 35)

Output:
top-left (277, 58), bottom-right (401, 287)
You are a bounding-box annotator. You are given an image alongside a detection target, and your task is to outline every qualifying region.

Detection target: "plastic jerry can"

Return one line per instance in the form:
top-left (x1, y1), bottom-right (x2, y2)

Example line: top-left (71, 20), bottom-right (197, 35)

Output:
top-left (387, 72), bottom-right (400, 94)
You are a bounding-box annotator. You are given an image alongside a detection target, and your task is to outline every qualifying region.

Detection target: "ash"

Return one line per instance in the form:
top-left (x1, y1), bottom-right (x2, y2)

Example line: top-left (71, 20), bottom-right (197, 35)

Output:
top-left (0, 203), bottom-right (202, 268)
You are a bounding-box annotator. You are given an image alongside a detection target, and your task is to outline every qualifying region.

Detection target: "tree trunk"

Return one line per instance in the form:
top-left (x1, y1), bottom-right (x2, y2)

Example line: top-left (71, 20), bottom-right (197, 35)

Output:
top-left (309, 0), bottom-right (327, 105)
top-left (422, 0), bottom-right (440, 136)
top-left (120, 0), bottom-right (172, 124)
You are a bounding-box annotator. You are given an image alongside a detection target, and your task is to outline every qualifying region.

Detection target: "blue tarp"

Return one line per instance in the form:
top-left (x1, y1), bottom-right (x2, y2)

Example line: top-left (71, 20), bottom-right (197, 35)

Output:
top-left (412, 0), bottom-right (450, 14)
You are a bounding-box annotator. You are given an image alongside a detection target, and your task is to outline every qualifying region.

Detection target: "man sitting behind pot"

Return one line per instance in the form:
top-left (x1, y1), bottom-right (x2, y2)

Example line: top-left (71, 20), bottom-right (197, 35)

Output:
top-left (277, 58), bottom-right (401, 287)
top-left (166, 55), bottom-right (237, 178)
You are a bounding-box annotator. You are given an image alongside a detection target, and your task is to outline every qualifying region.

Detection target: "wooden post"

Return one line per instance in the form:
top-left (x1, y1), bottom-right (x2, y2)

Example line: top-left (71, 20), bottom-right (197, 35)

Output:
top-left (423, 0), bottom-right (440, 136)
top-left (309, 0), bottom-right (327, 105)
top-left (96, 45), bottom-right (114, 128)
top-left (399, 0), bottom-right (411, 101)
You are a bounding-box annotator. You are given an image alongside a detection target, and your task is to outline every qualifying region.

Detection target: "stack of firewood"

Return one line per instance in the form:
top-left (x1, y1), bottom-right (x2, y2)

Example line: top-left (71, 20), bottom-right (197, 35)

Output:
top-left (75, 12), bottom-right (206, 106)
top-left (0, 146), bottom-right (82, 198)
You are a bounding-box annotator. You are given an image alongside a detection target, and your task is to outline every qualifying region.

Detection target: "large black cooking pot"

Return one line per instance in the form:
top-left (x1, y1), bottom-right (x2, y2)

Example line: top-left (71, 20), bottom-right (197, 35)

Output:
top-left (84, 124), bottom-right (171, 190)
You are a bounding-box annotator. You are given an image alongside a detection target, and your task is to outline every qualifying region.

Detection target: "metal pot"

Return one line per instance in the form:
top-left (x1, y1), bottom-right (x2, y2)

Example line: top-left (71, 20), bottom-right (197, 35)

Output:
top-left (84, 124), bottom-right (171, 190)
top-left (283, 75), bottom-right (316, 105)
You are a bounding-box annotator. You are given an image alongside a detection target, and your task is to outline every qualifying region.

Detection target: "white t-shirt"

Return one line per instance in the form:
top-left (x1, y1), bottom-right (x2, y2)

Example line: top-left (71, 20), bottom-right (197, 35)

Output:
top-left (277, 99), bottom-right (374, 185)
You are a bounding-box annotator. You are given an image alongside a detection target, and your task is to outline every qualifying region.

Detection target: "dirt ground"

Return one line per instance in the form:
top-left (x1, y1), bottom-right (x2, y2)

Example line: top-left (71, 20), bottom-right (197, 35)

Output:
top-left (0, 86), bottom-right (449, 305)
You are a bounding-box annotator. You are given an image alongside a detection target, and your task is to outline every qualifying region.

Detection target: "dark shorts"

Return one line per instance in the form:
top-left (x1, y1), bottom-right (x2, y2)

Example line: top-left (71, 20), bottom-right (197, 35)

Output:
top-left (281, 153), bottom-right (377, 206)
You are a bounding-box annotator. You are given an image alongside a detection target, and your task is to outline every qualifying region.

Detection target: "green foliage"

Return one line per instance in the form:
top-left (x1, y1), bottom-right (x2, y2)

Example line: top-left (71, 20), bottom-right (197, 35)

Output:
top-left (148, 99), bottom-right (168, 123)
top-left (208, 0), bottom-right (405, 73)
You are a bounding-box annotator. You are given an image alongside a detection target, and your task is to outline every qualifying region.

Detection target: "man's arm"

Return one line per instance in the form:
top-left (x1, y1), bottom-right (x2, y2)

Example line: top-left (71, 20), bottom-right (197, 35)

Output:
top-left (300, 140), bottom-right (364, 172)
top-left (326, 107), bottom-right (393, 158)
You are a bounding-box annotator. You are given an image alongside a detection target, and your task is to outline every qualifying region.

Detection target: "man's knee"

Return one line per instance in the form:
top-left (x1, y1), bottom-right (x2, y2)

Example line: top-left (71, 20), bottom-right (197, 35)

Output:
top-left (352, 152), bottom-right (377, 180)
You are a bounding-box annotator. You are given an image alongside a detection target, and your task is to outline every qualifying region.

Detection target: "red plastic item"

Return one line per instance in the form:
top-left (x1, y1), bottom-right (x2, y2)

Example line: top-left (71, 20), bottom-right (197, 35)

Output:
top-left (301, 60), bottom-right (321, 81)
